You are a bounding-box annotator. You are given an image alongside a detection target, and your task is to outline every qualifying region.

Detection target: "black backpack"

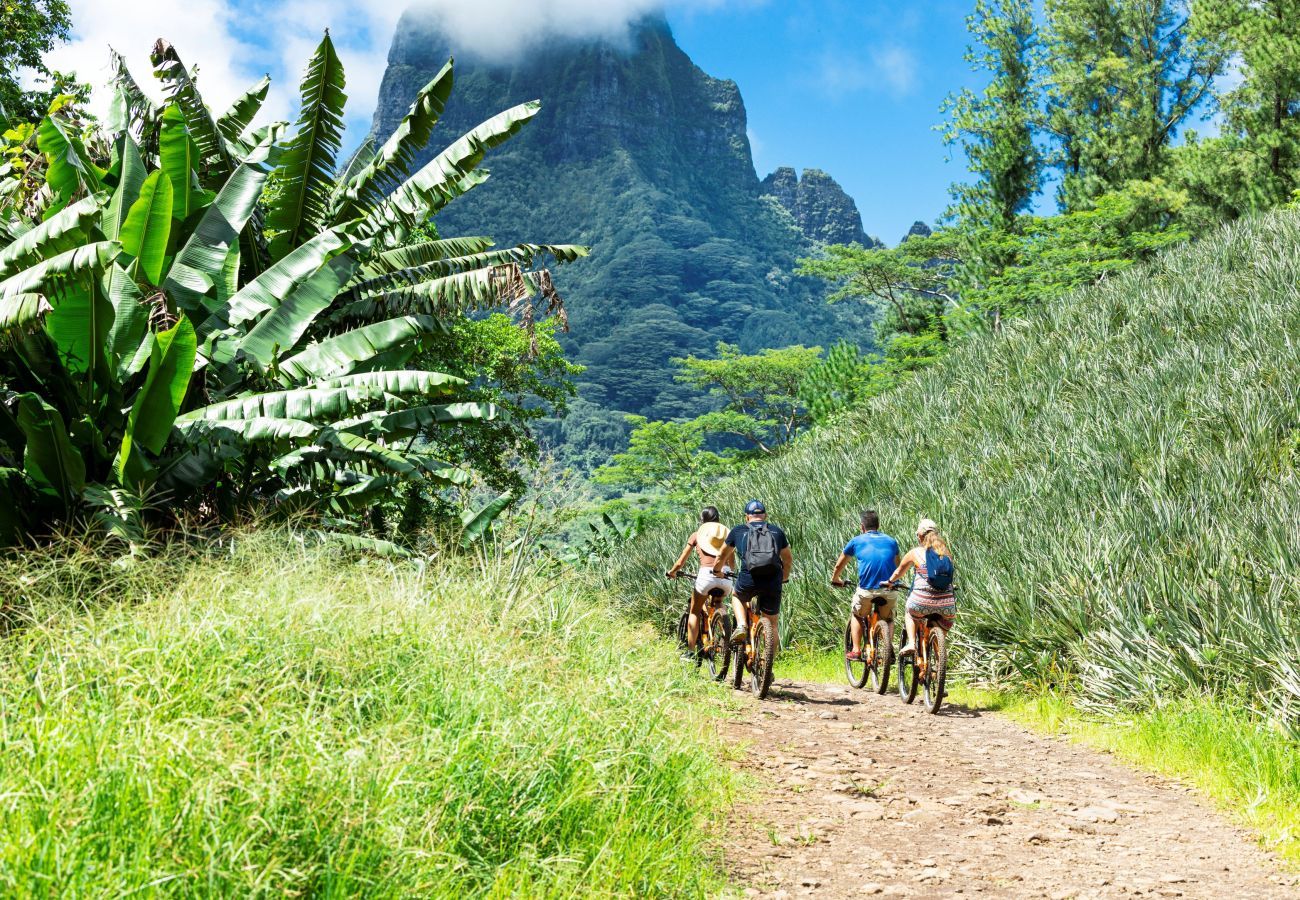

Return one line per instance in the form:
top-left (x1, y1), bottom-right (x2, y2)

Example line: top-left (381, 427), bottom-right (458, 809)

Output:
top-left (743, 523), bottom-right (781, 576)
top-left (925, 547), bottom-right (955, 591)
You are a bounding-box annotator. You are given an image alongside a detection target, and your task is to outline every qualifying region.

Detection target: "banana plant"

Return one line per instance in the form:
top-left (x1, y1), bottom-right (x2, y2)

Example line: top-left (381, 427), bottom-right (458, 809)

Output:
top-left (0, 33), bottom-right (587, 546)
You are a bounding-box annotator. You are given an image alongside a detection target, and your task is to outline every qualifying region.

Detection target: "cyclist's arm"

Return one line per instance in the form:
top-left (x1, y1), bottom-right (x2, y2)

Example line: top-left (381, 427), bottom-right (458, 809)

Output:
top-left (667, 541), bottom-right (693, 576)
top-left (886, 548), bottom-right (919, 585)
top-left (830, 552), bottom-right (851, 584)
top-left (780, 546), bottom-right (794, 583)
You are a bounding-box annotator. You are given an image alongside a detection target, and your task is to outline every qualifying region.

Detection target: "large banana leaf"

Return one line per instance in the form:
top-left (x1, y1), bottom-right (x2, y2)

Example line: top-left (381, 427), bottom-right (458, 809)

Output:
top-left (159, 104), bottom-right (198, 221)
top-left (104, 265), bottom-right (152, 379)
top-left (38, 116), bottom-right (106, 208)
top-left (0, 193), bottom-right (104, 280)
top-left (267, 33), bottom-right (347, 261)
top-left (108, 49), bottom-right (159, 135)
top-left (115, 315), bottom-right (197, 487)
top-left (274, 314), bottom-right (444, 384)
top-left (119, 170), bottom-right (173, 286)
top-left (355, 100), bottom-right (540, 242)
top-left (332, 61), bottom-right (454, 224)
top-left (215, 229), bottom-right (352, 331)
top-left (331, 137), bottom-right (375, 213)
top-left (0, 242), bottom-right (120, 299)
top-left (217, 76), bottom-right (271, 145)
top-left (44, 277), bottom-right (114, 383)
top-left (362, 236), bottom-right (495, 277)
top-left (151, 40), bottom-right (232, 184)
top-left (334, 402), bottom-right (498, 440)
top-left (103, 135), bottom-right (146, 240)
top-left (310, 369), bottom-right (465, 395)
top-left (461, 492), bottom-right (515, 548)
top-left (164, 134), bottom-right (279, 314)
top-left (323, 432), bottom-right (471, 487)
top-left (234, 250), bottom-right (357, 366)
top-left (179, 387), bottom-right (377, 424)
top-left (326, 263), bottom-right (528, 326)
top-left (16, 393), bottom-right (85, 505)
top-left (174, 415), bottom-right (317, 443)
top-left (348, 244), bottom-right (588, 298)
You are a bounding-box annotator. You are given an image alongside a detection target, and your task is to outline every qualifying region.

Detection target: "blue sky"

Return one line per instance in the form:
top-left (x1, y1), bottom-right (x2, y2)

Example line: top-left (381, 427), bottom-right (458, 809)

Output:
top-left (54, 1), bottom-right (983, 243)
top-left (667, 1), bottom-right (977, 243)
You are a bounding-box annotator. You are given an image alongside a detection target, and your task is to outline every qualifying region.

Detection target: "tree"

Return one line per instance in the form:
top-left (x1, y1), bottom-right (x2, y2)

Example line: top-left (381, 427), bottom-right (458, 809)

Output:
top-left (674, 342), bottom-right (822, 454)
top-left (940, 0), bottom-right (1042, 230)
top-left (1192, 0), bottom-right (1300, 207)
top-left (1043, 0), bottom-right (1227, 209)
top-left (593, 416), bottom-right (726, 499)
top-left (0, 1), bottom-right (82, 125)
top-left (0, 36), bottom-right (586, 544)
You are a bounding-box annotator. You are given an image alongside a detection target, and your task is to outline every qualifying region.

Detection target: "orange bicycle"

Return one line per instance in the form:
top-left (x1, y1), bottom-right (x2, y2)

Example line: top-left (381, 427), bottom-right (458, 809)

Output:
top-left (897, 610), bottom-right (949, 714)
top-left (731, 594), bottom-right (778, 699)
top-left (833, 581), bottom-right (894, 693)
top-left (673, 571), bottom-right (733, 682)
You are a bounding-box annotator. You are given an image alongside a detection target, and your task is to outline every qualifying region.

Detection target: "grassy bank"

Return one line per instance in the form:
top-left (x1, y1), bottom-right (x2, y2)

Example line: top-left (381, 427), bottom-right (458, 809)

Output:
top-left (0, 532), bottom-right (728, 896)
top-left (612, 210), bottom-right (1300, 727)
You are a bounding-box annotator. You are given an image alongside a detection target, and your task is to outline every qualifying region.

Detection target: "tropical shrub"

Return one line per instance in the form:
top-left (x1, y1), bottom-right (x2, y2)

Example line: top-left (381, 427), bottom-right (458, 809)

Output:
top-left (0, 35), bottom-right (585, 544)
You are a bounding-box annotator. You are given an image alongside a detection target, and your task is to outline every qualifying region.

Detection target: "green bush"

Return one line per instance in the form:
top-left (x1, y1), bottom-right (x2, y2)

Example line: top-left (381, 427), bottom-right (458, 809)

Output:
top-left (0, 532), bottom-right (727, 895)
top-left (612, 210), bottom-right (1300, 729)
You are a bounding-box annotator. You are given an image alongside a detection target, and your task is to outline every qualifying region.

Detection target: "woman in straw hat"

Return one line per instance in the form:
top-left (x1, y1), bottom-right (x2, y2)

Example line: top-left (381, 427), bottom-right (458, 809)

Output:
top-left (667, 506), bottom-right (734, 655)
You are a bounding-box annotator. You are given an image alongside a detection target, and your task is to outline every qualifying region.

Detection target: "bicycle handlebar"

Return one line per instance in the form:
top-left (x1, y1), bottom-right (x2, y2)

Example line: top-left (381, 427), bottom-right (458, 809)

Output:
top-left (671, 570), bottom-right (734, 581)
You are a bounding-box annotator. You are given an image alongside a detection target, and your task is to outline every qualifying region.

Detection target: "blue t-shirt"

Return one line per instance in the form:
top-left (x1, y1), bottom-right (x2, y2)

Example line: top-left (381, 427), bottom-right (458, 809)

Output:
top-left (726, 521), bottom-right (790, 589)
top-left (843, 531), bottom-right (899, 590)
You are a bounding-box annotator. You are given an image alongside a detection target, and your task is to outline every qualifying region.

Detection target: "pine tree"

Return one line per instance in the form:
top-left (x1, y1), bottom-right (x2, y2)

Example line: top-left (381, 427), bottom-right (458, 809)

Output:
top-left (1043, 0), bottom-right (1227, 210)
top-left (1193, 0), bottom-right (1300, 206)
top-left (940, 0), bottom-right (1042, 230)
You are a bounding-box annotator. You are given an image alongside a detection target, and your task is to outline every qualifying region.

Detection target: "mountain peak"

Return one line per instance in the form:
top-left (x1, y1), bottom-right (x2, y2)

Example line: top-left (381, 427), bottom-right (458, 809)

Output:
top-left (760, 167), bottom-right (876, 247)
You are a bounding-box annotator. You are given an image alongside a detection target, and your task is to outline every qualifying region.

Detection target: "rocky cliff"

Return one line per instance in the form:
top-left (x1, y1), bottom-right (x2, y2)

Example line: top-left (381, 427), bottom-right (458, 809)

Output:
top-left (759, 167), bottom-right (880, 247)
top-left (371, 14), bottom-right (876, 463)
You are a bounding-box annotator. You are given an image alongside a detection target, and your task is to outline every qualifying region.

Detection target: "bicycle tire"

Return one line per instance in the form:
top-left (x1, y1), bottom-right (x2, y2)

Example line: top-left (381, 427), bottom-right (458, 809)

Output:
top-left (844, 618), bottom-right (869, 688)
top-left (868, 620), bottom-right (893, 694)
top-left (924, 628), bottom-right (948, 714)
top-left (677, 611), bottom-right (689, 653)
top-left (732, 630), bottom-right (747, 691)
top-left (751, 617), bottom-right (777, 699)
top-left (898, 633), bottom-right (919, 704)
top-left (707, 611), bottom-right (732, 682)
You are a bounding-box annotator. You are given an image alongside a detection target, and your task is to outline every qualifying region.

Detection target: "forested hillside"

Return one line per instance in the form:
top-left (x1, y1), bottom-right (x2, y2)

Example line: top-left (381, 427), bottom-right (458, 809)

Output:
top-left (371, 15), bottom-right (880, 466)
top-left (617, 209), bottom-right (1300, 726)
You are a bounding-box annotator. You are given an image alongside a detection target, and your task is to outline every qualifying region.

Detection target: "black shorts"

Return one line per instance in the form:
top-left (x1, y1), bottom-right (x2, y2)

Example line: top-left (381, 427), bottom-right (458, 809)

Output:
top-left (735, 580), bottom-right (782, 615)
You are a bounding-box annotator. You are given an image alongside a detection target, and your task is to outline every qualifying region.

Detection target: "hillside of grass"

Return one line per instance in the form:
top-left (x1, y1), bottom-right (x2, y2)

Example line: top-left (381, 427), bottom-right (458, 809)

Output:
top-left (615, 209), bottom-right (1300, 728)
top-left (0, 533), bottom-right (728, 896)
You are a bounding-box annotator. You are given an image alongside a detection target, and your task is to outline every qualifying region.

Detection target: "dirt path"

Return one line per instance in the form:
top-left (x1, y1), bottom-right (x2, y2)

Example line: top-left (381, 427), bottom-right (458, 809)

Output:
top-left (723, 679), bottom-right (1296, 899)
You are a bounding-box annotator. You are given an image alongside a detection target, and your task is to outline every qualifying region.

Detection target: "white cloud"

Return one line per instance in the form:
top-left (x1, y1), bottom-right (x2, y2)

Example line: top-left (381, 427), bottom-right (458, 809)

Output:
top-left (870, 45), bottom-right (917, 96)
top-left (813, 44), bottom-right (917, 99)
top-left (43, 0), bottom-right (760, 145)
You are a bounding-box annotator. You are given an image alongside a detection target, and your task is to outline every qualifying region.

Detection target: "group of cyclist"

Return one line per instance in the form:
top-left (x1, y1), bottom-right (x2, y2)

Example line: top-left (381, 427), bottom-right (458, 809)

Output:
top-left (666, 501), bottom-right (955, 666)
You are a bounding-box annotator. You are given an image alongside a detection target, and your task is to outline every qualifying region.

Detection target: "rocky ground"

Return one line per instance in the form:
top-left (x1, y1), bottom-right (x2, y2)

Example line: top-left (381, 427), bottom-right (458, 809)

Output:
top-left (723, 680), bottom-right (1297, 899)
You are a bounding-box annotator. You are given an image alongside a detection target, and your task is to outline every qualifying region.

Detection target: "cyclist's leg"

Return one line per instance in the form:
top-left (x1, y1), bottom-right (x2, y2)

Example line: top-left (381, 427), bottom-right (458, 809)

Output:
top-left (901, 609), bottom-right (920, 655)
top-left (849, 588), bottom-right (868, 653)
top-left (731, 588), bottom-right (752, 644)
top-left (686, 590), bottom-right (706, 649)
top-left (757, 584), bottom-right (781, 647)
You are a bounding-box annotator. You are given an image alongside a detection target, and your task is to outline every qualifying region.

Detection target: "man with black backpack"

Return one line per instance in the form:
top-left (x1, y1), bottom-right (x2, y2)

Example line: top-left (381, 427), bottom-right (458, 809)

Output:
top-left (710, 500), bottom-right (793, 648)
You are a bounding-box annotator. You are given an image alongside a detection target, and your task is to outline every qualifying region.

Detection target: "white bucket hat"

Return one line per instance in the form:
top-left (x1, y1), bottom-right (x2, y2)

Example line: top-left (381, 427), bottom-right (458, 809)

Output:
top-left (916, 518), bottom-right (939, 540)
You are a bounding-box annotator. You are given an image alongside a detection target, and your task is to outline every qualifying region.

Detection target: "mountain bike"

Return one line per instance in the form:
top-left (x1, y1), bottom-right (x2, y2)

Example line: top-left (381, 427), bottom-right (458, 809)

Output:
top-left (833, 581), bottom-right (895, 693)
top-left (672, 571), bottom-right (733, 682)
top-left (897, 610), bottom-right (949, 714)
top-left (731, 593), bottom-right (778, 699)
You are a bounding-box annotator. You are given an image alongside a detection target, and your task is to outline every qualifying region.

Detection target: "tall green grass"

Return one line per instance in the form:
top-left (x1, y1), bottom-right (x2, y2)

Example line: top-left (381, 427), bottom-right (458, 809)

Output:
top-left (612, 210), bottom-right (1300, 728)
top-left (0, 532), bottom-right (727, 896)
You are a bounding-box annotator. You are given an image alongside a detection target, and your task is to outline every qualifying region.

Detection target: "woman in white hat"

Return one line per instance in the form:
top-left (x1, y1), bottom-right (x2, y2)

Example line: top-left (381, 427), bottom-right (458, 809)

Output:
top-left (667, 506), bottom-right (734, 654)
top-left (886, 517), bottom-right (956, 657)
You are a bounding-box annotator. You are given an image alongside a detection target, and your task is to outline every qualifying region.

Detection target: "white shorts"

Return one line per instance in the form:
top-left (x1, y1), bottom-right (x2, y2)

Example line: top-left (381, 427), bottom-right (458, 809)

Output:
top-left (694, 568), bottom-right (734, 599)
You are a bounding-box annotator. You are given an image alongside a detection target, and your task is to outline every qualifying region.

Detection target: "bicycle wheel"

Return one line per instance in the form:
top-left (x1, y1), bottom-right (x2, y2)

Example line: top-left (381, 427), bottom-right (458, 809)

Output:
top-left (751, 617), bottom-right (778, 699)
top-left (707, 611), bottom-right (732, 682)
top-left (732, 632), bottom-right (747, 690)
top-left (897, 631), bottom-right (919, 704)
top-left (868, 620), bottom-right (893, 694)
top-left (923, 628), bottom-right (948, 714)
top-left (677, 611), bottom-right (689, 653)
top-left (844, 618), bottom-right (868, 688)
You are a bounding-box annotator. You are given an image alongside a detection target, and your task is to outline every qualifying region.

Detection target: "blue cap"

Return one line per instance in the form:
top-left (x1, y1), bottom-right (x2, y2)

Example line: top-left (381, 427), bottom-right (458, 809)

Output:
top-left (745, 499), bottom-right (766, 515)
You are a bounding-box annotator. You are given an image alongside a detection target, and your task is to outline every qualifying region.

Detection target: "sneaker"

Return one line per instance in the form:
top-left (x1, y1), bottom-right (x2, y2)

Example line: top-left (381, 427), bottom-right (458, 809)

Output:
top-left (898, 642), bottom-right (916, 658)
top-left (845, 650), bottom-right (863, 661)
top-left (730, 626), bottom-right (747, 646)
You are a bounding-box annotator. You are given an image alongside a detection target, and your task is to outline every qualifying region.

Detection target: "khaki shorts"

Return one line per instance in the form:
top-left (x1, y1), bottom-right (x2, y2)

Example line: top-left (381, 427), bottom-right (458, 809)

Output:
top-left (853, 588), bottom-right (897, 621)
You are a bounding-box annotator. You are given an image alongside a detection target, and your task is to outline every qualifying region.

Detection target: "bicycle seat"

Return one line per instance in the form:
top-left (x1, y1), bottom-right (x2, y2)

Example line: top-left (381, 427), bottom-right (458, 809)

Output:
top-left (924, 613), bottom-right (948, 626)
top-left (707, 587), bottom-right (727, 599)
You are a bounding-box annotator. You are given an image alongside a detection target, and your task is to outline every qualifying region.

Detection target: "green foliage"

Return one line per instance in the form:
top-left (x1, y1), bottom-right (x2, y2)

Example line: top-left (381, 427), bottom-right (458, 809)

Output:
top-left (615, 210), bottom-right (1300, 728)
top-left (0, 530), bottom-right (728, 895)
top-left (940, 0), bottom-right (1042, 229)
top-left (594, 416), bottom-right (726, 499)
top-left (0, 36), bottom-right (584, 544)
top-left (0, 1), bottom-right (85, 124)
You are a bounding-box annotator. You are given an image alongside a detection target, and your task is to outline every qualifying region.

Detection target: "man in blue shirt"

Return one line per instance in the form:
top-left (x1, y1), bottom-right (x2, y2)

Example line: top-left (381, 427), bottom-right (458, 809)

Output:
top-left (830, 510), bottom-right (900, 661)
top-left (711, 499), bottom-right (793, 648)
